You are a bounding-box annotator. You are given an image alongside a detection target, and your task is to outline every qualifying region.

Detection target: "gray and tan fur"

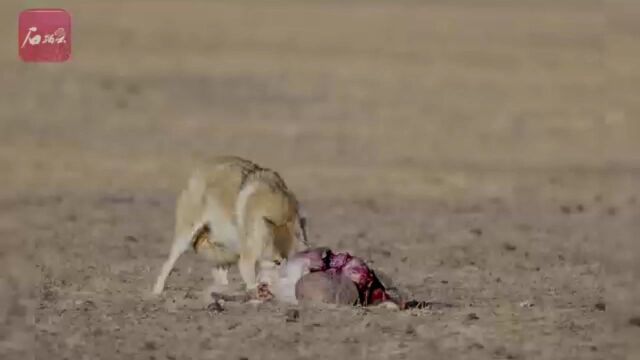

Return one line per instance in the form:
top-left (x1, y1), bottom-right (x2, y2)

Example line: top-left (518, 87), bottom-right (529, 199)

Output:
top-left (152, 156), bottom-right (308, 295)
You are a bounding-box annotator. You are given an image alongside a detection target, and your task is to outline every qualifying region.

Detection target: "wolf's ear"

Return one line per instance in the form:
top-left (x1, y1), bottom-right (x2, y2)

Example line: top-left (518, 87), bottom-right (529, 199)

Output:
top-left (263, 216), bottom-right (277, 227)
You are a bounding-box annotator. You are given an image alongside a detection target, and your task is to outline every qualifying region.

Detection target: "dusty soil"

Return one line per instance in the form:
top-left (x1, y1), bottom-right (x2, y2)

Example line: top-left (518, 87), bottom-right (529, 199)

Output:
top-left (0, 1), bottom-right (638, 359)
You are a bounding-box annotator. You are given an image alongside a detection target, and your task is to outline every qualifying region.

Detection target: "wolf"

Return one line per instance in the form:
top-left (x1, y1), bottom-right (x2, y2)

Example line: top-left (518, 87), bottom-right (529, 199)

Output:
top-left (152, 156), bottom-right (308, 295)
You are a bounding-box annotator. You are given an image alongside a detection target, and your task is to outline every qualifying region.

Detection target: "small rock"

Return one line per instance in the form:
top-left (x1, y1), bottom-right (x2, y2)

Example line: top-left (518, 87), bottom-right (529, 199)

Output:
top-left (358, 198), bottom-right (379, 212)
top-left (206, 301), bottom-right (224, 314)
top-left (594, 302), bottom-right (606, 311)
top-left (404, 300), bottom-right (452, 310)
top-left (628, 316), bottom-right (640, 327)
top-left (199, 338), bottom-right (212, 350)
top-left (83, 300), bottom-right (96, 311)
top-left (100, 195), bottom-right (134, 204)
top-left (494, 346), bottom-right (518, 359)
top-left (285, 308), bottom-right (300, 323)
top-left (184, 289), bottom-right (198, 299)
top-left (468, 343), bottom-right (484, 350)
top-left (126, 83), bottom-right (141, 95)
top-left (503, 243), bottom-right (517, 251)
top-left (143, 341), bottom-right (156, 350)
top-left (515, 223), bottom-right (533, 232)
top-left (519, 300), bottom-right (535, 308)
top-left (116, 98), bottom-right (129, 109)
top-left (342, 336), bottom-right (359, 344)
top-left (466, 312), bottom-right (479, 321)
top-left (42, 288), bottom-right (57, 302)
top-left (124, 235), bottom-right (138, 243)
top-left (607, 207), bottom-right (617, 216)
top-left (405, 324), bottom-right (416, 335)
top-left (404, 300), bottom-right (426, 309)
top-left (470, 228), bottom-right (483, 236)
top-left (560, 205), bottom-right (572, 214)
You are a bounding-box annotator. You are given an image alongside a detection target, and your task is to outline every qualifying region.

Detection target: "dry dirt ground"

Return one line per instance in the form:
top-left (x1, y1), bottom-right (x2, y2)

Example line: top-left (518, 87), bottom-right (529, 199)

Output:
top-left (0, 1), bottom-right (639, 359)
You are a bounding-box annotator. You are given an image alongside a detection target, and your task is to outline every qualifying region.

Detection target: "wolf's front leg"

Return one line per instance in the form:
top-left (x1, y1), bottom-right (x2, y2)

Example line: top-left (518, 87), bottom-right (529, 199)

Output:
top-left (212, 267), bottom-right (229, 286)
top-left (238, 253), bottom-right (258, 291)
top-left (203, 266), bottom-right (230, 303)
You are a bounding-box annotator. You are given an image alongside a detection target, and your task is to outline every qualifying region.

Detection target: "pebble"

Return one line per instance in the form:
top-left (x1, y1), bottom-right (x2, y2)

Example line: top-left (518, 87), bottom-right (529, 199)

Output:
top-left (285, 308), bottom-right (300, 322)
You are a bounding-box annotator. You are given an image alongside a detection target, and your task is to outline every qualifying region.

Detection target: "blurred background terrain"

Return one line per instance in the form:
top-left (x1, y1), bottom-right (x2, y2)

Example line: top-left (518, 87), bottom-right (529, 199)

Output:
top-left (0, 0), bottom-right (638, 359)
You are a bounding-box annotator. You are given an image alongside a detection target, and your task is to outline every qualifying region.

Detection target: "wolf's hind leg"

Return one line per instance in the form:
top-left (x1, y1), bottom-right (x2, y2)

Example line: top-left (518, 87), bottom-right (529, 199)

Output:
top-left (153, 235), bottom-right (191, 295)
